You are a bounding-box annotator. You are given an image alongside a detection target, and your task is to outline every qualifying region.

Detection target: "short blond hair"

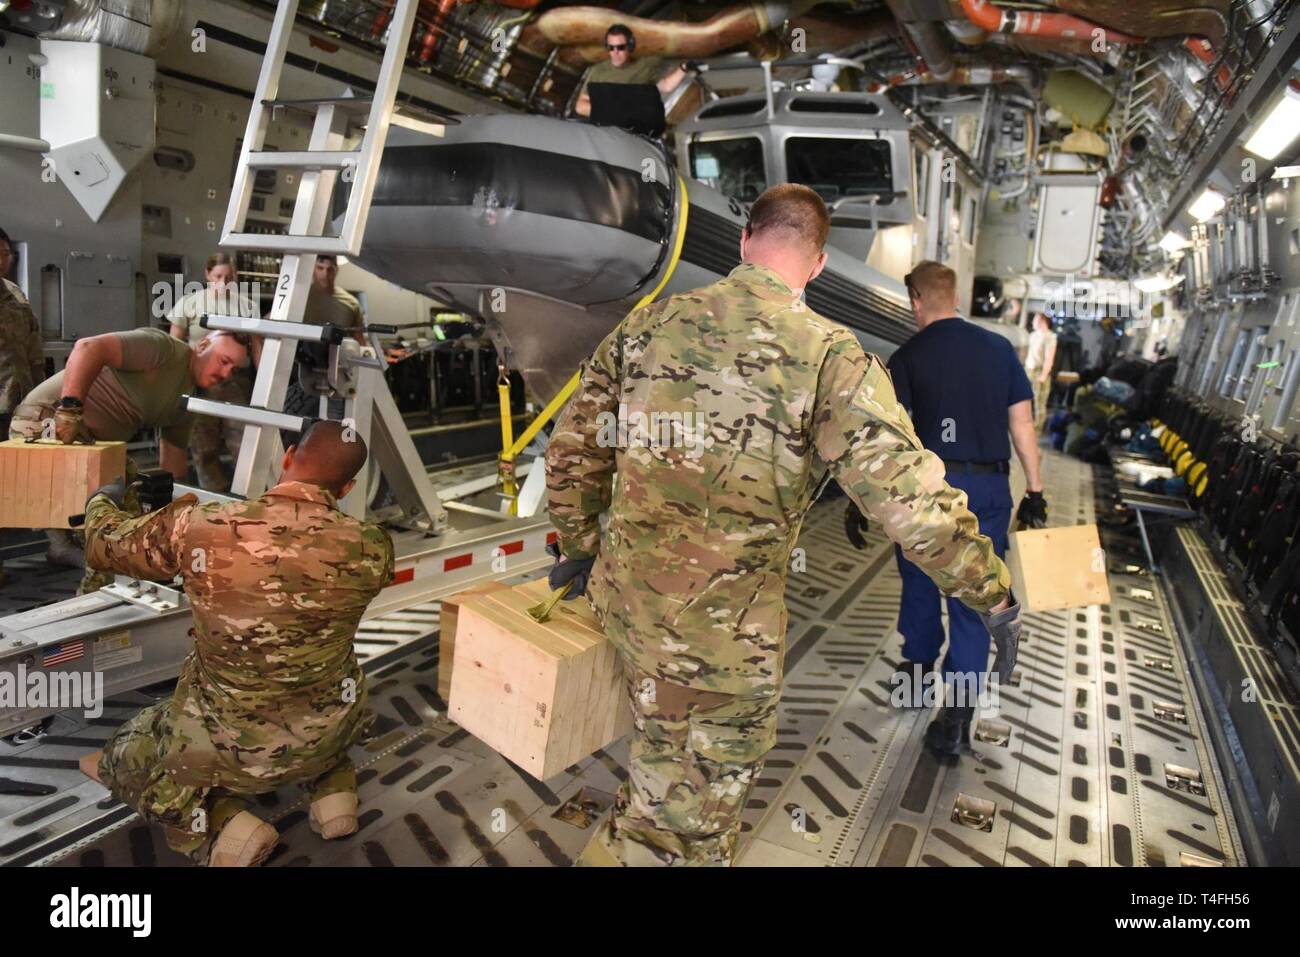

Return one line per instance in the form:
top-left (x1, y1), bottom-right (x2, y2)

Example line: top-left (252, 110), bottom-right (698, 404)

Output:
top-left (904, 260), bottom-right (957, 302)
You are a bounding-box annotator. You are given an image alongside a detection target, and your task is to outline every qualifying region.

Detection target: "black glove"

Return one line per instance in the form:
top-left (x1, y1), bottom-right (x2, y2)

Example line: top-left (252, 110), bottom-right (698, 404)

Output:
top-left (981, 595), bottom-right (1022, 685)
top-left (546, 541), bottom-right (596, 601)
top-left (86, 475), bottom-right (128, 511)
top-left (1017, 490), bottom-right (1048, 529)
top-left (845, 503), bottom-right (870, 549)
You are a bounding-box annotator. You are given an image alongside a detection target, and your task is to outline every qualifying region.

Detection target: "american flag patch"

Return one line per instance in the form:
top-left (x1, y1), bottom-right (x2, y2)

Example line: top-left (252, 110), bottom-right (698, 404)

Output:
top-left (42, 640), bottom-right (85, 668)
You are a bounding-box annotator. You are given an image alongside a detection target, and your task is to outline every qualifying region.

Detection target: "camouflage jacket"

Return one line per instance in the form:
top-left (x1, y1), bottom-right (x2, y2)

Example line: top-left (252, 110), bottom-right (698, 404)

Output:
top-left (546, 263), bottom-right (1011, 694)
top-left (0, 279), bottom-right (44, 415)
top-left (84, 481), bottom-right (395, 787)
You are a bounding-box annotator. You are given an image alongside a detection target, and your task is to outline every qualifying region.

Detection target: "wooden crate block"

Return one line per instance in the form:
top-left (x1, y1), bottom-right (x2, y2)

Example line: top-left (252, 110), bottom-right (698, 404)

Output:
top-left (1007, 523), bottom-right (1112, 611)
top-left (438, 580), bottom-right (511, 701)
top-left (449, 578), bottom-right (633, 781)
top-left (0, 440), bottom-right (127, 529)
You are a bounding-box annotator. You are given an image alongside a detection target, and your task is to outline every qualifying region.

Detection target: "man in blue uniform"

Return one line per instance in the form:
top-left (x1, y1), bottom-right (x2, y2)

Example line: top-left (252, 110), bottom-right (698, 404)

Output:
top-left (883, 261), bottom-right (1047, 756)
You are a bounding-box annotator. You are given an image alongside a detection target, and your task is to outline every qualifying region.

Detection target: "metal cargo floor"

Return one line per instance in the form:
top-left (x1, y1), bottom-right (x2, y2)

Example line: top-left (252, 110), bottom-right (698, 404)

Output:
top-left (2, 449), bottom-right (1243, 866)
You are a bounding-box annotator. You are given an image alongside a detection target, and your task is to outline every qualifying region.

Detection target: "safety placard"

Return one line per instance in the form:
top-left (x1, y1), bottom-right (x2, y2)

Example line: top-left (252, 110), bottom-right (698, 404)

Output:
top-left (94, 630), bottom-right (142, 671)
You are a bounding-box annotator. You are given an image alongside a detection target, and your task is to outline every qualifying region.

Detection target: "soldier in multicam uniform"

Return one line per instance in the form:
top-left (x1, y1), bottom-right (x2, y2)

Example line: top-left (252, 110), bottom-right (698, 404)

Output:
top-left (77, 420), bottom-right (394, 866)
top-left (167, 252), bottom-right (260, 492)
top-left (545, 184), bottom-right (1023, 867)
top-left (0, 226), bottom-right (46, 587)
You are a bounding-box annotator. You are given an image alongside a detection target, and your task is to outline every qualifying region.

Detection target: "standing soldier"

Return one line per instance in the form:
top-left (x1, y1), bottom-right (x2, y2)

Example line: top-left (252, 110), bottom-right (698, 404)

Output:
top-left (167, 252), bottom-right (260, 492)
top-left (0, 226), bottom-right (45, 586)
top-left (77, 421), bottom-right (394, 866)
top-left (546, 185), bottom-right (1022, 867)
top-left (280, 254), bottom-right (367, 440)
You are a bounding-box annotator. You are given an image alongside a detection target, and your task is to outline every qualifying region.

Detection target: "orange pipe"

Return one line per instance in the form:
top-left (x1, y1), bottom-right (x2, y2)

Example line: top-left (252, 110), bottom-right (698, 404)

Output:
top-left (957, 0), bottom-right (1143, 45)
top-left (1184, 36), bottom-right (1234, 95)
top-left (534, 3), bottom-right (801, 62)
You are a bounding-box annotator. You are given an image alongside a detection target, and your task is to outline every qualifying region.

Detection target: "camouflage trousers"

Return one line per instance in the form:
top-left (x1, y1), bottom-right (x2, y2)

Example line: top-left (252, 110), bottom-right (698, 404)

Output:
top-left (98, 698), bottom-right (357, 863)
top-left (7, 406), bottom-right (139, 594)
top-left (1031, 374), bottom-right (1051, 431)
top-left (190, 370), bottom-right (252, 492)
top-left (577, 661), bottom-right (779, 867)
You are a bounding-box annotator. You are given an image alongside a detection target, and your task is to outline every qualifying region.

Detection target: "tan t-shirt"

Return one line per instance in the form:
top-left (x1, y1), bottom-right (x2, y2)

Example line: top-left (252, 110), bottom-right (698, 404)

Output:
top-left (303, 284), bottom-right (363, 332)
top-left (25, 328), bottom-right (197, 446)
top-left (587, 56), bottom-right (664, 86)
top-left (167, 287), bottom-right (260, 344)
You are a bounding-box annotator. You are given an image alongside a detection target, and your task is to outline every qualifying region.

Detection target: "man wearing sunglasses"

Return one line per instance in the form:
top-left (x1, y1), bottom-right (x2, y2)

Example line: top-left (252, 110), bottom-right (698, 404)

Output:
top-left (573, 24), bottom-right (689, 122)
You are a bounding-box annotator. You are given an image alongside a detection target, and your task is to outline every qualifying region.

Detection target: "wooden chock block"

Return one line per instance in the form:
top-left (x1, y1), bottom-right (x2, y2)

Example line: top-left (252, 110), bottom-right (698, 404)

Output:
top-left (1007, 523), bottom-right (1112, 611)
top-left (437, 579), bottom-right (511, 701)
top-left (448, 578), bottom-right (632, 781)
top-left (0, 439), bottom-right (127, 529)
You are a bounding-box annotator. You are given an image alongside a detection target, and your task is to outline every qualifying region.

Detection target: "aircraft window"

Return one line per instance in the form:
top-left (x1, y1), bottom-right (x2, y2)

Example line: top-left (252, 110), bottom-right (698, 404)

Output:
top-left (788, 98), bottom-right (882, 115)
top-left (697, 98), bottom-right (766, 119)
top-left (964, 195), bottom-right (977, 244)
top-left (785, 137), bottom-right (893, 204)
top-left (690, 137), bottom-right (768, 202)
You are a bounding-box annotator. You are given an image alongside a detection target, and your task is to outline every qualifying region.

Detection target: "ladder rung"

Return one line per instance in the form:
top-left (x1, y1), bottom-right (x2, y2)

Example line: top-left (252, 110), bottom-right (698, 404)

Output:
top-left (262, 96), bottom-right (376, 113)
top-left (223, 232), bottom-right (350, 255)
top-left (246, 150), bottom-right (360, 170)
top-left (184, 396), bottom-right (308, 433)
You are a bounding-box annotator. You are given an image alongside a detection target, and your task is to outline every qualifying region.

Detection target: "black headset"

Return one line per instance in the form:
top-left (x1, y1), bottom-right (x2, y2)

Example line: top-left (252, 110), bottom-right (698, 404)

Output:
top-left (607, 23), bottom-right (635, 53)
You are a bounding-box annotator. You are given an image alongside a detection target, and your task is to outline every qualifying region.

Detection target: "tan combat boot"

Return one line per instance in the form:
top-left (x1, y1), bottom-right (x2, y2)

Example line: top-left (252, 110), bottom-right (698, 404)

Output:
top-left (208, 811), bottom-right (278, 867)
top-left (79, 750), bottom-right (104, 783)
top-left (309, 791), bottom-right (359, 840)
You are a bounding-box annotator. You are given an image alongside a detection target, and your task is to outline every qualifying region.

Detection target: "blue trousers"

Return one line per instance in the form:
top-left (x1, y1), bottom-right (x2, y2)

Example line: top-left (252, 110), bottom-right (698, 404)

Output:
top-left (895, 470), bottom-right (1012, 690)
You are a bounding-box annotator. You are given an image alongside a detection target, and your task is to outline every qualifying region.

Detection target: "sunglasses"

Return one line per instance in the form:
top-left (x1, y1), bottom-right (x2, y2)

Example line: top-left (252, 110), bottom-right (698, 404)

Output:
top-left (606, 43), bottom-right (628, 51)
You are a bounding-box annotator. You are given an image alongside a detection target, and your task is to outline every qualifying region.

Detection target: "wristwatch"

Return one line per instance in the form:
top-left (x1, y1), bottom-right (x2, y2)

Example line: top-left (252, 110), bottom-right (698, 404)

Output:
top-left (57, 396), bottom-right (83, 409)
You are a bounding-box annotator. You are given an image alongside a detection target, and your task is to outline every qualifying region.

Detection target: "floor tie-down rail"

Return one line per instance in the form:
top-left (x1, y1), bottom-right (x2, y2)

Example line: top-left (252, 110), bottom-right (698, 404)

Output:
top-left (3, 450), bottom-right (1244, 867)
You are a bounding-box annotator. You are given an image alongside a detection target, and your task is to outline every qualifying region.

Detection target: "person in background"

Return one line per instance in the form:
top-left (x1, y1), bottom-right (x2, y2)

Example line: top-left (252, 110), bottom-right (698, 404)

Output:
top-left (167, 253), bottom-right (259, 492)
top-left (1025, 312), bottom-right (1058, 433)
top-left (573, 24), bottom-right (690, 120)
top-left (0, 226), bottom-right (46, 586)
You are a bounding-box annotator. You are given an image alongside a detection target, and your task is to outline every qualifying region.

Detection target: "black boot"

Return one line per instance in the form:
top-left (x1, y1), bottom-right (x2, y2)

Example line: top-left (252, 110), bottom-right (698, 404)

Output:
top-left (925, 704), bottom-right (975, 757)
top-left (891, 659), bottom-right (935, 709)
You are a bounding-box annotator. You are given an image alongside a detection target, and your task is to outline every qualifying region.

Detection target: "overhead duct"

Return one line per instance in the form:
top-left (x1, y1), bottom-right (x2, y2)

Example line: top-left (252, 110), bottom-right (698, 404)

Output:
top-left (885, 0), bottom-right (954, 79)
top-left (38, 0), bottom-right (183, 57)
top-left (532, 1), bottom-right (815, 63)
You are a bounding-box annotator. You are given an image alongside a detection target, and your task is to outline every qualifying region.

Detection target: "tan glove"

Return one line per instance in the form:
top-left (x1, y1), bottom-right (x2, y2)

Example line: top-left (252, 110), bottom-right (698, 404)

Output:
top-left (54, 403), bottom-right (93, 445)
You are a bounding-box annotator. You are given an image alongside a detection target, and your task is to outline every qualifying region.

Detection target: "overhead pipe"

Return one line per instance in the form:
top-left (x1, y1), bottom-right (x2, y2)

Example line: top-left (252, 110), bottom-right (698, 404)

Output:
top-left (866, 62), bottom-right (1036, 94)
top-left (533, 1), bottom-right (816, 62)
top-left (885, 0), bottom-right (954, 79)
top-left (1183, 36), bottom-right (1236, 96)
top-left (956, 0), bottom-right (1143, 46)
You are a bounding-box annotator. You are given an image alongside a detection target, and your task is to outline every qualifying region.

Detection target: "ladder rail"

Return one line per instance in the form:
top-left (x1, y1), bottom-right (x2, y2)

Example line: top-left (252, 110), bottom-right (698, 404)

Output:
top-left (221, 0), bottom-right (305, 244)
top-left (337, 0), bottom-right (422, 255)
